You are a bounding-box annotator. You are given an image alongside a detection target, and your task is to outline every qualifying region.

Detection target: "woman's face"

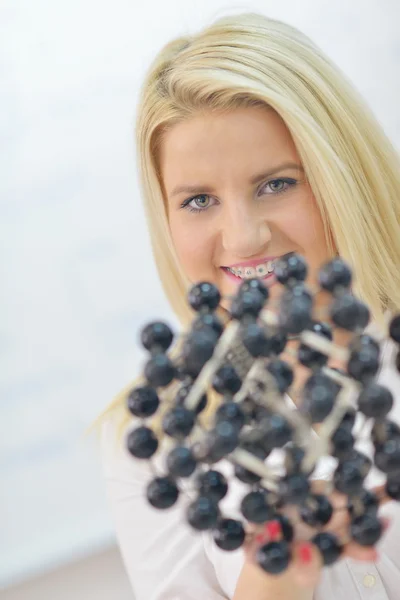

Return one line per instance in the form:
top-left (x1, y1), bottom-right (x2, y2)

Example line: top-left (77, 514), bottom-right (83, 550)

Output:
top-left (159, 106), bottom-right (332, 309)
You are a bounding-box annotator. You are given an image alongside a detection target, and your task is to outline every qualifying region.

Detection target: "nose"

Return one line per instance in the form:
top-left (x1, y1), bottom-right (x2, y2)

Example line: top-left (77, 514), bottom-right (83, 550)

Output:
top-left (221, 204), bottom-right (272, 258)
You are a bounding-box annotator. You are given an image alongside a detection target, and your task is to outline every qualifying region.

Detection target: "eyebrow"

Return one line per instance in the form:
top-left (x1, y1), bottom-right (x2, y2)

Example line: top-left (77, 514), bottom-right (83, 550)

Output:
top-left (170, 162), bottom-right (305, 197)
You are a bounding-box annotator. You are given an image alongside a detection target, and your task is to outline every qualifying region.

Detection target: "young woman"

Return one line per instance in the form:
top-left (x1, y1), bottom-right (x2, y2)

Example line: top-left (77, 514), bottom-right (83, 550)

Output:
top-left (99, 12), bottom-right (400, 600)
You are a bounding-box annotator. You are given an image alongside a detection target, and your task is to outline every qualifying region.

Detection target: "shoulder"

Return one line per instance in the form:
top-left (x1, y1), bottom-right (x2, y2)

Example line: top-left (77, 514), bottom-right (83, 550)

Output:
top-left (99, 412), bottom-right (233, 599)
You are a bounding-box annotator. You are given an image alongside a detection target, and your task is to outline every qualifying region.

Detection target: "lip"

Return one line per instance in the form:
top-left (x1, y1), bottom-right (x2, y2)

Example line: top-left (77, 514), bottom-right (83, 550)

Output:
top-left (223, 256), bottom-right (278, 269)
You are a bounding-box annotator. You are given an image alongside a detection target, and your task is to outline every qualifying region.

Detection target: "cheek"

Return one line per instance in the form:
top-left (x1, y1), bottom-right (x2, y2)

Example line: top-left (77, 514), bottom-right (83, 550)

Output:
top-left (282, 198), bottom-right (328, 252)
top-left (275, 198), bottom-right (331, 282)
top-left (169, 216), bottom-right (215, 279)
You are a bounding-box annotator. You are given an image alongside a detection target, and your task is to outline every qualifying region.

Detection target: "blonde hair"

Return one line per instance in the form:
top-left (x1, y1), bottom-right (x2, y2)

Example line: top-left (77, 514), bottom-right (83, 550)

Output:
top-left (95, 12), bottom-right (400, 436)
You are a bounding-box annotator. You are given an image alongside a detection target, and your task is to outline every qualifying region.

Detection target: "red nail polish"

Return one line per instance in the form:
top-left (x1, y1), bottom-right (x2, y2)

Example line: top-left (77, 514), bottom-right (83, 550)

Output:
top-left (298, 543), bottom-right (313, 564)
top-left (265, 520), bottom-right (281, 541)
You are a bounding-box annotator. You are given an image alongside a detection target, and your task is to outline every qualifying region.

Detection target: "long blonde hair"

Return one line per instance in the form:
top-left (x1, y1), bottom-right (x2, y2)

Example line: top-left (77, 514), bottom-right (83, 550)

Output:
top-left (96, 12), bottom-right (400, 435)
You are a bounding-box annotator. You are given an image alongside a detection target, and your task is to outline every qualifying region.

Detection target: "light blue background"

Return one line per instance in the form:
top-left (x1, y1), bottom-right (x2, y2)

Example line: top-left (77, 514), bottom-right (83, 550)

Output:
top-left (1, 0), bottom-right (399, 589)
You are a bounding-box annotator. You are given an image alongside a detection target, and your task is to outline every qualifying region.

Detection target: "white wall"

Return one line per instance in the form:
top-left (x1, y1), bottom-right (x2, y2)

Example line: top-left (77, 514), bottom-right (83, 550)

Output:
top-left (1, 0), bottom-right (399, 595)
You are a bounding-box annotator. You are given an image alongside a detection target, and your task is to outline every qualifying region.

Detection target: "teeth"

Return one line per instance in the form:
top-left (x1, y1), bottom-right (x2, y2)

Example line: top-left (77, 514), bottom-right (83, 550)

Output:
top-left (256, 263), bottom-right (268, 276)
top-left (243, 266), bottom-right (256, 279)
top-left (227, 260), bottom-right (275, 279)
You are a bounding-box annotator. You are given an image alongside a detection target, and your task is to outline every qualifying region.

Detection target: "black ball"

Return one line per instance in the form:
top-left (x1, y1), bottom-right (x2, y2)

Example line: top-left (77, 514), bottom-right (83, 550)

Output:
top-left (175, 383), bottom-right (208, 415)
top-left (266, 359), bottom-right (294, 394)
top-left (182, 330), bottom-right (217, 377)
top-left (350, 514), bottom-right (383, 546)
top-left (312, 532), bottom-right (342, 566)
top-left (241, 491), bottom-right (274, 523)
top-left (278, 284), bottom-right (313, 334)
top-left (267, 329), bottom-right (288, 355)
top-left (349, 450), bottom-right (372, 477)
top-left (126, 426), bottom-right (158, 459)
top-left (213, 365), bottom-right (242, 395)
top-left (215, 401), bottom-right (245, 431)
top-left (205, 421), bottom-right (240, 462)
top-left (331, 426), bottom-right (355, 460)
top-left (195, 470), bottom-right (228, 502)
top-left (144, 354), bottom-right (176, 387)
top-left (241, 322), bottom-right (272, 358)
top-left (213, 518), bottom-right (246, 551)
top-left (274, 253), bottom-right (308, 286)
top-left (127, 386), bottom-right (160, 418)
top-left (140, 321), bottom-right (174, 352)
top-left (318, 258), bottom-right (352, 293)
top-left (334, 460), bottom-right (365, 496)
top-left (347, 336), bottom-right (380, 383)
top-left (330, 293), bottom-right (370, 331)
top-left (239, 278), bottom-right (269, 300)
top-left (357, 383), bottom-right (393, 419)
top-left (298, 320), bottom-right (331, 368)
top-left (310, 320), bottom-right (333, 340)
top-left (274, 514), bottom-right (294, 542)
top-left (188, 282), bottom-right (221, 312)
top-left (187, 496), bottom-right (219, 530)
top-left (389, 314), bottom-right (400, 344)
top-left (162, 406), bottom-right (195, 439)
top-left (192, 312), bottom-right (223, 338)
top-left (230, 289), bottom-right (265, 321)
top-left (374, 438), bottom-right (400, 474)
top-left (256, 541), bottom-right (291, 575)
top-left (146, 477), bottom-right (179, 509)
top-left (234, 442), bottom-right (266, 484)
top-left (166, 446), bottom-right (197, 478)
top-left (260, 414), bottom-right (293, 450)
top-left (279, 473), bottom-right (310, 505)
top-left (349, 333), bottom-right (380, 354)
top-left (339, 410), bottom-right (356, 431)
top-left (302, 372), bottom-right (340, 423)
top-left (300, 494), bottom-right (333, 527)
top-left (239, 436), bottom-right (270, 460)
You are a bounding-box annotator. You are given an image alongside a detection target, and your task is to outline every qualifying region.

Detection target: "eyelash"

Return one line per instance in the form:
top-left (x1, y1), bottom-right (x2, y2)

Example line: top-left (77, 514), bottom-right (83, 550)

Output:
top-left (180, 178), bottom-right (298, 214)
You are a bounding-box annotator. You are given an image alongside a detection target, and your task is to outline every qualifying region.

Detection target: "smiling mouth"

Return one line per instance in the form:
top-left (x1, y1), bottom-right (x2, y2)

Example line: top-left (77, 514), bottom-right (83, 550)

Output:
top-left (222, 259), bottom-right (275, 280)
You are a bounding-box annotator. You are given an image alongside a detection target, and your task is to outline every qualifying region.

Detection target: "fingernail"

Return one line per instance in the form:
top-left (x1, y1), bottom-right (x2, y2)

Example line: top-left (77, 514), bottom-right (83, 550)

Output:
top-left (264, 520), bottom-right (281, 541)
top-left (298, 542), bottom-right (313, 564)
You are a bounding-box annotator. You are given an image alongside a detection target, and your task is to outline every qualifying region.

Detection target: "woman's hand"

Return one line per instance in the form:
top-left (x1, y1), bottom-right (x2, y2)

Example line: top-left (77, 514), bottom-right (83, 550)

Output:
top-left (233, 481), bottom-right (390, 599)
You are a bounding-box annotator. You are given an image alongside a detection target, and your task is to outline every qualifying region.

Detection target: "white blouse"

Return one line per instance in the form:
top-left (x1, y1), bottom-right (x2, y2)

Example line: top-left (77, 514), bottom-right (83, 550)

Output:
top-left (101, 336), bottom-right (400, 600)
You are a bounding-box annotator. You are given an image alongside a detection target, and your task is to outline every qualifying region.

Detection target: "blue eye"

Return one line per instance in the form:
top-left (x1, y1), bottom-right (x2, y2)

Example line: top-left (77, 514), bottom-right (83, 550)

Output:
top-left (181, 194), bottom-right (215, 213)
top-left (180, 177), bottom-right (298, 214)
top-left (258, 178), bottom-right (298, 196)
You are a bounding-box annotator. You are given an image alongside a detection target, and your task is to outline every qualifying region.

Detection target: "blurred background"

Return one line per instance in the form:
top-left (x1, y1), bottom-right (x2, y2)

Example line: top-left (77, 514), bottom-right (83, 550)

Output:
top-left (1, 0), bottom-right (399, 598)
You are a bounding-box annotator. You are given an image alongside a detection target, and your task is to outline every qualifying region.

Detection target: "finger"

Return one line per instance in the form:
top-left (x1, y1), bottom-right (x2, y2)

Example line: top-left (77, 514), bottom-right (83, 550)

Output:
top-left (248, 530), bottom-right (323, 588)
top-left (290, 541), bottom-right (323, 588)
top-left (244, 520), bottom-right (283, 564)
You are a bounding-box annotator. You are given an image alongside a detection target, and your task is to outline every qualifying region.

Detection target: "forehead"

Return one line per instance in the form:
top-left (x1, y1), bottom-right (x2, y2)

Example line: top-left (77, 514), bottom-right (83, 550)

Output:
top-left (159, 106), bottom-right (299, 188)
